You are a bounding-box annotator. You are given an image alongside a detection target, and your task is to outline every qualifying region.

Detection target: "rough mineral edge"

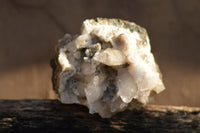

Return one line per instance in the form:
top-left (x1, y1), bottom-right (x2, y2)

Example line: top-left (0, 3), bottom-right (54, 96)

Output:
top-left (51, 18), bottom-right (165, 118)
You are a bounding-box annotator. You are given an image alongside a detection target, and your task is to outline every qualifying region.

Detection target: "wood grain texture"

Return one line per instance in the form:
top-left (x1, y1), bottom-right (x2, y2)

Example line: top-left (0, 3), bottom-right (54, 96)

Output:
top-left (0, 100), bottom-right (199, 133)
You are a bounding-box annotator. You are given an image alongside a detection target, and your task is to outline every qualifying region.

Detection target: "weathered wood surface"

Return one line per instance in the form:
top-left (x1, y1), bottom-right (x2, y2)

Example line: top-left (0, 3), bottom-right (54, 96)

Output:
top-left (0, 100), bottom-right (199, 133)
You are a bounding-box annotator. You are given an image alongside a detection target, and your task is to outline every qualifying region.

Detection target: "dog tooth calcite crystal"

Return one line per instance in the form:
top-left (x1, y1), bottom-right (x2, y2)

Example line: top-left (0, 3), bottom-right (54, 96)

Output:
top-left (51, 18), bottom-right (165, 118)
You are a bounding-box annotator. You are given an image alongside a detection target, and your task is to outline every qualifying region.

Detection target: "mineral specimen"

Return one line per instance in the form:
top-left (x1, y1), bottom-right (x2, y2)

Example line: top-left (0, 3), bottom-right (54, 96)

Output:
top-left (51, 18), bottom-right (165, 118)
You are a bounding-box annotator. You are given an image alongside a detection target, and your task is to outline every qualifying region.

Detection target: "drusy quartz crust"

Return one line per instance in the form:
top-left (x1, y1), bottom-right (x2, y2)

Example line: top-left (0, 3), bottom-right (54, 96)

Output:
top-left (51, 18), bottom-right (165, 118)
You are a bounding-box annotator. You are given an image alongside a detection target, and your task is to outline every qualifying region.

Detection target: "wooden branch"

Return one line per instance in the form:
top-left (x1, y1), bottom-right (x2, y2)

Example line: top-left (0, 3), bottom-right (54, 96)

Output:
top-left (0, 100), bottom-right (199, 132)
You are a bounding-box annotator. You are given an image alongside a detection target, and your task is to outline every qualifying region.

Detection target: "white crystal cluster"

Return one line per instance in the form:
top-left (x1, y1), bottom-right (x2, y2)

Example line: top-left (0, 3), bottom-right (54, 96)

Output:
top-left (52, 18), bottom-right (165, 118)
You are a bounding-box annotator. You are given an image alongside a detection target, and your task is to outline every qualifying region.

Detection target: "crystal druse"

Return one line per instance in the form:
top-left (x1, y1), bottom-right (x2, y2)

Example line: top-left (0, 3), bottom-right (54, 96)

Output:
top-left (51, 18), bottom-right (165, 118)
